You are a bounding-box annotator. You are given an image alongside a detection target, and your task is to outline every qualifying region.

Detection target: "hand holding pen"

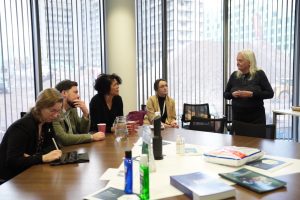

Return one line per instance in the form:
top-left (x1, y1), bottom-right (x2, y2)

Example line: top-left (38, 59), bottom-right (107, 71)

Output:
top-left (52, 138), bottom-right (59, 150)
top-left (41, 138), bottom-right (62, 163)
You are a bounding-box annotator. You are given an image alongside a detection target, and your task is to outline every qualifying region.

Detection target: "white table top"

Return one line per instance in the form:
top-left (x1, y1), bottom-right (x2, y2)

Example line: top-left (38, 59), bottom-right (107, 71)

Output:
top-left (272, 109), bottom-right (300, 116)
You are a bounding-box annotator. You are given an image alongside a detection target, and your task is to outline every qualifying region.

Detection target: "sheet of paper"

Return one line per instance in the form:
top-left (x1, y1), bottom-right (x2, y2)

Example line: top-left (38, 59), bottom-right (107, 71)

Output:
top-left (99, 168), bottom-right (123, 181)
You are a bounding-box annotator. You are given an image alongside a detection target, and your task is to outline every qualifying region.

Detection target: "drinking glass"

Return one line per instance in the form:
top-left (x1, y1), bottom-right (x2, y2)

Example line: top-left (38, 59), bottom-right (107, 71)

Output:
top-left (114, 116), bottom-right (128, 142)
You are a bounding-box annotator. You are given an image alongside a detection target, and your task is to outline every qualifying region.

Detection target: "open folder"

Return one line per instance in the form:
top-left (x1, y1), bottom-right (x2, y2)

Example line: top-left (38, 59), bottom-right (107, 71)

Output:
top-left (50, 151), bottom-right (89, 166)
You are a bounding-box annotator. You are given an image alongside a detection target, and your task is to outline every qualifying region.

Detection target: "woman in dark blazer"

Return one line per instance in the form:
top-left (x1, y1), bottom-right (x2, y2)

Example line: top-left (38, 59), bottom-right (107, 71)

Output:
top-left (224, 49), bottom-right (274, 125)
top-left (0, 88), bottom-right (63, 182)
top-left (89, 74), bottom-right (124, 133)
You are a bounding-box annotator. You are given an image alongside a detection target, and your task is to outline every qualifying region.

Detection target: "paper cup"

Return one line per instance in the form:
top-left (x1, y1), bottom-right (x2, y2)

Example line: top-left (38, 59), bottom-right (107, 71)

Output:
top-left (97, 123), bottom-right (106, 133)
top-left (127, 121), bottom-right (137, 134)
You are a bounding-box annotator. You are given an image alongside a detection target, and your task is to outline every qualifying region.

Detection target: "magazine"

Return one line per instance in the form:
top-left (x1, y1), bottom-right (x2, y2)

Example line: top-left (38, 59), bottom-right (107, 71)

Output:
top-left (84, 187), bottom-right (139, 200)
top-left (219, 168), bottom-right (286, 193)
top-left (246, 157), bottom-right (291, 171)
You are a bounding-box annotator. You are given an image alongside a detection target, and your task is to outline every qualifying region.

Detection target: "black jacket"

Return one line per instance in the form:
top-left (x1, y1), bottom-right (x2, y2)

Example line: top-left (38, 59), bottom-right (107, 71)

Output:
top-left (0, 113), bottom-right (56, 181)
top-left (89, 94), bottom-right (123, 133)
top-left (224, 70), bottom-right (274, 111)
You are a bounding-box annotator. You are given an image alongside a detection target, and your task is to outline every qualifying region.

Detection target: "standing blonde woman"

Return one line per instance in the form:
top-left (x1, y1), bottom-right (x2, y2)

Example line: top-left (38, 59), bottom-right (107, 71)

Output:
top-left (0, 88), bottom-right (63, 182)
top-left (224, 50), bottom-right (274, 125)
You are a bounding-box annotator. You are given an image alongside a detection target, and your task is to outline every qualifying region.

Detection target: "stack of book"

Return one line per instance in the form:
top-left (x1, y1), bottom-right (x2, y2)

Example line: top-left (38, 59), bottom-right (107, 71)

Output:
top-left (170, 172), bottom-right (235, 200)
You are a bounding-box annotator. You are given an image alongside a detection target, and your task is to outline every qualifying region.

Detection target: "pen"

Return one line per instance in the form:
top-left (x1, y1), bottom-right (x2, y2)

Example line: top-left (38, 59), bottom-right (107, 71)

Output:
top-left (52, 138), bottom-right (59, 150)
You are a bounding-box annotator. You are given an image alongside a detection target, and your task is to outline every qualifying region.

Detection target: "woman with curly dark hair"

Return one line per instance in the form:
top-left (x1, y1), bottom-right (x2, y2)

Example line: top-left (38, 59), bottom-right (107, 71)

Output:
top-left (89, 73), bottom-right (124, 133)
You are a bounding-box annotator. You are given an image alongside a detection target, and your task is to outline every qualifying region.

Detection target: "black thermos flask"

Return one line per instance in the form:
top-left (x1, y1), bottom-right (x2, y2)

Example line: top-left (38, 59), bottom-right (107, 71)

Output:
top-left (153, 116), bottom-right (163, 160)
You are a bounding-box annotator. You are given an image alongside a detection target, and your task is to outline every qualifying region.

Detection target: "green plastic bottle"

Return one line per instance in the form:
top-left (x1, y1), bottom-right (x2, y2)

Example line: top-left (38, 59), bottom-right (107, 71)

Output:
top-left (140, 154), bottom-right (150, 200)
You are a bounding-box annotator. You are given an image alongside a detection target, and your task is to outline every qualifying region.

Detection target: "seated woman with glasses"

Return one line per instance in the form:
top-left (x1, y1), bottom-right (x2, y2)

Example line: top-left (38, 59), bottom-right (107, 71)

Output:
top-left (0, 88), bottom-right (63, 183)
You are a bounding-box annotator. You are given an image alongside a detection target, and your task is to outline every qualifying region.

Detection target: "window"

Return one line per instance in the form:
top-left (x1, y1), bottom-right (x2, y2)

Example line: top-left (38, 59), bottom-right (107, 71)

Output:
top-left (39, 0), bottom-right (106, 104)
top-left (228, 0), bottom-right (295, 139)
top-left (137, 0), bottom-right (223, 119)
top-left (0, 0), bottom-right (105, 140)
top-left (0, 0), bottom-right (35, 138)
top-left (136, 0), bottom-right (163, 104)
top-left (137, 0), bottom-right (297, 140)
top-left (168, 0), bottom-right (223, 118)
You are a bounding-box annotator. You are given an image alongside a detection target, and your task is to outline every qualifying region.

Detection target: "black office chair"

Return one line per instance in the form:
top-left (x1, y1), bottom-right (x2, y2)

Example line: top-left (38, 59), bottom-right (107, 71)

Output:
top-left (232, 120), bottom-right (275, 139)
top-left (266, 124), bottom-right (276, 139)
top-left (20, 112), bottom-right (27, 118)
top-left (140, 104), bottom-right (146, 111)
top-left (0, 179), bottom-right (5, 185)
top-left (189, 116), bottom-right (225, 133)
top-left (181, 103), bottom-right (210, 129)
top-left (225, 103), bottom-right (232, 132)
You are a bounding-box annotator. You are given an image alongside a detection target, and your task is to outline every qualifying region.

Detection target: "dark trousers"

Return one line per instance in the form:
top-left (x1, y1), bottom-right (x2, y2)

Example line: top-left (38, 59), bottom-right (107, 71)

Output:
top-left (232, 107), bottom-right (266, 125)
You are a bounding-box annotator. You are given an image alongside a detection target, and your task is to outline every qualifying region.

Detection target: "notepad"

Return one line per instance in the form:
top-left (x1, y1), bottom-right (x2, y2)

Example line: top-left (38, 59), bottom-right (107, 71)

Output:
top-left (219, 168), bottom-right (286, 193)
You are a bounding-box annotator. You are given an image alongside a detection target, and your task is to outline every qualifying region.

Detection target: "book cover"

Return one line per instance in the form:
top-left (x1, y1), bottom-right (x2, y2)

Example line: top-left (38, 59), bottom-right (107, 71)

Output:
top-left (246, 158), bottom-right (290, 171)
top-left (219, 168), bottom-right (286, 193)
top-left (170, 172), bottom-right (235, 200)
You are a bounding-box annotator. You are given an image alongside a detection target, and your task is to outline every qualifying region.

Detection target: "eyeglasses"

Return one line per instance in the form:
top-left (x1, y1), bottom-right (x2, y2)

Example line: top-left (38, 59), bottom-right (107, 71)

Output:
top-left (48, 108), bottom-right (62, 114)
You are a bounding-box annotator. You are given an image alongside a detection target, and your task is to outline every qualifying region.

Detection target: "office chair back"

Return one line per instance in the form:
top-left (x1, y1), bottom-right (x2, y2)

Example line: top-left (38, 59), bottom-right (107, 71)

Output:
top-left (141, 104), bottom-right (146, 111)
top-left (0, 179), bottom-right (5, 185)
top-left (225, 103), bottom-right (232, 131)
top-left (189, 116), bottom-right (225, 133)
top-left (232, 120), bottom-right (275, 139)
top-left (181, 103), bottom-right (210, 128)
top-left (266, 124), bottom-right (276, 139)
top-left (20, 112), bottom-right (27, 118)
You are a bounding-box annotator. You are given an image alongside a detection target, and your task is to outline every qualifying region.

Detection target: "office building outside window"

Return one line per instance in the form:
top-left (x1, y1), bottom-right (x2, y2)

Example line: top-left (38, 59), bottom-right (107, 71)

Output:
top-left (39, 0), bottom-right (105, 103)
top-left (136, 0), bottom-right (296, 140)
top-left (0, 0), bottom-right (35, 138)
top-left (0, 0), bottom-right (105, 140)
top-left (228, 0), bottom-right (295, 139)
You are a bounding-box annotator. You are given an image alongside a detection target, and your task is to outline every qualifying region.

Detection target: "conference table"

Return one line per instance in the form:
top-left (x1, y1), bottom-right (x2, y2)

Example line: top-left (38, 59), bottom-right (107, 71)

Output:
top-left (0, 128), bottom-right (300, 200)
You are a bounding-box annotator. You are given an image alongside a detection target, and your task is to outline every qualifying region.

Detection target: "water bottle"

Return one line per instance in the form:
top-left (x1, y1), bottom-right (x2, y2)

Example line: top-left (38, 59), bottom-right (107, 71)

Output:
top-left (140, 154), bottom-right (150, 200)
top-left (124, 150), bottom-right (133, 194)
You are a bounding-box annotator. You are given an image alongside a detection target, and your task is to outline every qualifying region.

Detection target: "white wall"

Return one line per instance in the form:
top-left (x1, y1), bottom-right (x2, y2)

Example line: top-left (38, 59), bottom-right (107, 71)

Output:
top-left (105, 0), bottom-right (137, 115)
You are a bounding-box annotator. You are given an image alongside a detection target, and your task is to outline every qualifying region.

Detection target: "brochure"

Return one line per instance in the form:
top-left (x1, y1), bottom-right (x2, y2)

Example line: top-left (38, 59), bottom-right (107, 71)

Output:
top-left (246, 158), bottom-right (291, 171)
top-left (219, 168), bottom-right (286, 193)
top-left (84, 187), bottom-right (139, 200)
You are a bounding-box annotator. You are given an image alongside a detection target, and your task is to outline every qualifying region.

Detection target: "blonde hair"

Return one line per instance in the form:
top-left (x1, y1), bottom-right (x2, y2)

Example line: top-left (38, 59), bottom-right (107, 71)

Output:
top-left (31, 88), bottom-right (63, 121)
top-left (236, 49), bottom-right (260, 79)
